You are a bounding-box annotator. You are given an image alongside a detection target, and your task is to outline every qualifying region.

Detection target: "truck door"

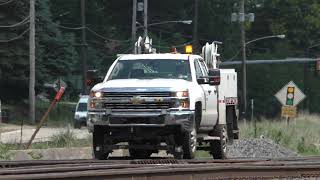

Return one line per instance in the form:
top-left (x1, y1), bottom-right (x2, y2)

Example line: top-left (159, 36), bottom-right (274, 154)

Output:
top-left (194, 59), bottom-right (218, 127)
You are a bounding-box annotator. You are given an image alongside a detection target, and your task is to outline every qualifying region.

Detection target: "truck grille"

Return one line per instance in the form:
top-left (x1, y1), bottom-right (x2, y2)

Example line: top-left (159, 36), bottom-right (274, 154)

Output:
top-left (102, 92), bottom-right (172, 109)
top-left (102, 92), bottom-right (171, 98)
top-left (104, 102), bottom-right (171, 109)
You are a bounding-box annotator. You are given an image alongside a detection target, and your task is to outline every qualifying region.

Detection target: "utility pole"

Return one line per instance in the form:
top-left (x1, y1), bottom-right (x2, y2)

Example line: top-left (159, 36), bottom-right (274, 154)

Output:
top-left (193, 0), bottom-right (199, 51)
top-left (132, 0), bottom-right (137, 53)
top-left (81, 0), bottom-right (88, 94)
top-left (29, 0), bottom-right (36, 124)
top-left (240, 0), bottom-right (247, 120)
top-left (132, 0), bottom-right (137, 42)
top-left (143, 0), bottom-right (148, 37)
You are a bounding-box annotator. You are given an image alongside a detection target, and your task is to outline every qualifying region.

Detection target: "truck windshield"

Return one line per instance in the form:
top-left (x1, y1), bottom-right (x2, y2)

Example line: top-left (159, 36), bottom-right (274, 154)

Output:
top-left (109, 59), bottom-right (191, 81)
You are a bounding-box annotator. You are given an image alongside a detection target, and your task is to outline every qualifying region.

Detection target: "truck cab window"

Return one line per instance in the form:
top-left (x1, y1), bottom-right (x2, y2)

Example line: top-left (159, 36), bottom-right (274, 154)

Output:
top-left (199, 60), bottom-right (209, 76)
top-left (194, 60), bottom-right (205, 79)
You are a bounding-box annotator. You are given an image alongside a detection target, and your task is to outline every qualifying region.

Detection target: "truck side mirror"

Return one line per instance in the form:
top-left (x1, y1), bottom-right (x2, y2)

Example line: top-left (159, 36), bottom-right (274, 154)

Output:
top-left (197, 78), bottom-right (206, 84)
top-left (208, 69), bottom-right (220, 86)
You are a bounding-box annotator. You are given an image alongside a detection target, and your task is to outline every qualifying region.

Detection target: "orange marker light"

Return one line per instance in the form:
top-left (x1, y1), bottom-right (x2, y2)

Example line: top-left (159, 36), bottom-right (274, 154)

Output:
top-left (185, 45), bottom-right (193, 54)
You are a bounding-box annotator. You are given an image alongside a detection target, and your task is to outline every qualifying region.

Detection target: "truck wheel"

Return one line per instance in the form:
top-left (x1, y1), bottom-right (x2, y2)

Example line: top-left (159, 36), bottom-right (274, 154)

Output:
top-left (226, 107), bottom-right (234, 144)
top-left (211, 125), bottom-right (227, 159)
top-left (182, 118), bottom-right (197, 159)
top-left (92, 127), bottom-right (109, 160)
top-left (74, 121), bottom-right (81, 129)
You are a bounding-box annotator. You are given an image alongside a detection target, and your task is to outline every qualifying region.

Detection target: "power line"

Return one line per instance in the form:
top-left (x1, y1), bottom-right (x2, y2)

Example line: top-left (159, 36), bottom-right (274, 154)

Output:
top-left (153, 40), bottom-right (194, 48)
top-left (0, 28), bottom-right (29, 43)
top-left (0, 16), bottom-right (30, 28)
top-left (224, 49), bottom-right (241, 62)
top-left (86, 27), bottom-right (131, 42)
top-left (105, 46), bottom-right (134, 58)
top-left (51, 21), bottom-right (84, 30)
top-left (51, 21), bottom-right (131, 42)
top-left (0, 0), bottom-right (14, 6)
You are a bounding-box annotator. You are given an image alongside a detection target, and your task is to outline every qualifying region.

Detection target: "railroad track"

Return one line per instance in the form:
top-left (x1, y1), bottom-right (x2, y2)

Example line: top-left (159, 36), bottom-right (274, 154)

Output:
top-left (1, 157), bottom-right (320, 179)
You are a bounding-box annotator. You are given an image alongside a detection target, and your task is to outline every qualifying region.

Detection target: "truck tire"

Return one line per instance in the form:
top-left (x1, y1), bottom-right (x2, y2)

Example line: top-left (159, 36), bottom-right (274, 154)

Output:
top-left (182, 117), bottom-right (197, 159)
top-left (210, 125), bottom-right (227, 159)
top-left (92, 127), bottom-right (109, 160)
top-left (226, 106), bottom-right (234, 144)
top-left (74, 121), bottom-right (81, 129)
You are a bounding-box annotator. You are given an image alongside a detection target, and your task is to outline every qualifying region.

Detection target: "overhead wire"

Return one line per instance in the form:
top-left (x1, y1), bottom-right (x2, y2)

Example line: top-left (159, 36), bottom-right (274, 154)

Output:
top-left (86, 27), bottom-right (131, 42)
top-left (103, 46), bottom-right (133, 58)
top-left (224, 49), bottom-right (241, 62)
top-left (51, 21), bottom-right (131, 43)
top-left (51, 21), bottom-right (84, 30)
top-left (0, 28), bottom-right (29, 43)
top-left (0, 15), bottom-right (30, 28)
top-left (153, 40), bottom-right (194, 48)
top-left (0, 0), bottom-right (14, 6)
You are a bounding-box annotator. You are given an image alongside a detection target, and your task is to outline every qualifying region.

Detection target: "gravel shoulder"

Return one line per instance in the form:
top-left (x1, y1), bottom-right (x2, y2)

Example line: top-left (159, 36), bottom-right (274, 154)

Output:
top-left (228, 138), bottom-right (299, 159)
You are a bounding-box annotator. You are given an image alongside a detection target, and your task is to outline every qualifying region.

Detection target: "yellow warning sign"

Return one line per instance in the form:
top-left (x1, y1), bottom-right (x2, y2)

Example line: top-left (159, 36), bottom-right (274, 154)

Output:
top-left (281, 105), bottom-right (297, 118)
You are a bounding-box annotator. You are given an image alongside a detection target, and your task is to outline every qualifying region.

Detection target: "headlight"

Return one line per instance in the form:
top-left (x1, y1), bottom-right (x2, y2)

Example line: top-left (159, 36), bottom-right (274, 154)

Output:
top-left (173, 91), bottom-right (189, 97)
top-left (173, 99), bottom-right (190, 109)
top-left (90, 91), bottom-right (102, 98)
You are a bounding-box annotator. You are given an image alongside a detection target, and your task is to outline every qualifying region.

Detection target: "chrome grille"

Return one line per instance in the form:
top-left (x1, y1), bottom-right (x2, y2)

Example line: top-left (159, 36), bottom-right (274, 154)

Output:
top-left (102, 92), bottom-right (171, 98)
top-left (102, 91), bottom-right (172, 109)
top-left (104, 102), bottom-right (171, 109)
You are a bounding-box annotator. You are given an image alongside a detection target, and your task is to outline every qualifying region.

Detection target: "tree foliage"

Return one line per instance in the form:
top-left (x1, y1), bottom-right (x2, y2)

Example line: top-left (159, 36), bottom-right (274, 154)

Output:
top-left (0, 0), bottom-right (319, 115)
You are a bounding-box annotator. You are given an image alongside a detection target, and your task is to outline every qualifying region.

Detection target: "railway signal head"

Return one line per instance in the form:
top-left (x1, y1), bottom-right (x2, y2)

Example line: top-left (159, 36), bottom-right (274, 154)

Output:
top-left (286, 87), bottom-right (295, 106)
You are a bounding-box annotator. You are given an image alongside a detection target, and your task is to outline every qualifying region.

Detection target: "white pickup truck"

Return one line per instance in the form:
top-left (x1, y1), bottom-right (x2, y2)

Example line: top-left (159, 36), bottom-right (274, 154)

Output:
top-left (88, 52), bottom-right (238, 159)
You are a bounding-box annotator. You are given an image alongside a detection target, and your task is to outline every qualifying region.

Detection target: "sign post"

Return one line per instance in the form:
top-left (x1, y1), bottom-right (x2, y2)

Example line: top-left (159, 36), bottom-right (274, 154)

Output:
top-left (275, 81), bottom-right (306, 124)
top-left (26, 86), bottom-right (66, 149)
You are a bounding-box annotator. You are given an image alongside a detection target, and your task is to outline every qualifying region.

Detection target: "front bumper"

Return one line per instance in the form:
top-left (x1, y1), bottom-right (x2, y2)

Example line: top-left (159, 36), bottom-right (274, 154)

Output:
top-left (87, 109), bottom-right (194, 132)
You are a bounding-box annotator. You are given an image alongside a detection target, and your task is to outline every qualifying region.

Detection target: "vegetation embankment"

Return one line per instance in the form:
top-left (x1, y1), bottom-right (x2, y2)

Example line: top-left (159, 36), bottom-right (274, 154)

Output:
top-left (240, 114), bottom-right (320, 155)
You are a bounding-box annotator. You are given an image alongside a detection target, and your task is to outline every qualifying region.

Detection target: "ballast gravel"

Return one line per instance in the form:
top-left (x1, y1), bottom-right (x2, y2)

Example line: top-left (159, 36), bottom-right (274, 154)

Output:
top-left (227, 138), bottom-right (299, 159)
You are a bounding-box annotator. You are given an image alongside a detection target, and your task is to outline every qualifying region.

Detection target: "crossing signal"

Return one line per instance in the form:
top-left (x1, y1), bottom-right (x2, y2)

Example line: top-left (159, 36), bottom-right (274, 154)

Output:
top-left (286, 87), bottom-right (295, 106)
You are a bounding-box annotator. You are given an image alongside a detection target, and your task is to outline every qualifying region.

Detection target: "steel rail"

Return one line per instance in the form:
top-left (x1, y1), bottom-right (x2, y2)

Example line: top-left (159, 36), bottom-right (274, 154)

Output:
top-left (0, 163), bottom-right (320, 179)
top-left (1, 156), bottom-right (320, 168)
top-left (0, 159), bottom-right (132, 168)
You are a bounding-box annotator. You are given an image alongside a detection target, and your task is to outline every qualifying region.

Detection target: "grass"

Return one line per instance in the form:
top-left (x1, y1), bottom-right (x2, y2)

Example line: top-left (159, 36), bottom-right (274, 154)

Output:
top-left (29, 130), bottom-right (92, 150)
top-left (241, 113), bottom-right (320, 155)
top-left (0, 143), bottom-right (12, 160)
top-left (0, 129), bottom-right (92, 160)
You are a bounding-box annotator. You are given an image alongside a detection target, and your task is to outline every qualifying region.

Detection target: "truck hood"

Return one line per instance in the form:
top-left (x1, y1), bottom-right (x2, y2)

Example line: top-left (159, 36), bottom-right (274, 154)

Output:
top-left (92, 79), bottom-right (192, 92)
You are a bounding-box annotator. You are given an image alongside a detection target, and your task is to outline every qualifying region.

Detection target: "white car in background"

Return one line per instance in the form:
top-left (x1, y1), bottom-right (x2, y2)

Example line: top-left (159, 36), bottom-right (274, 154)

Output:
top-left (74, 95), bottom-right (89, 129)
